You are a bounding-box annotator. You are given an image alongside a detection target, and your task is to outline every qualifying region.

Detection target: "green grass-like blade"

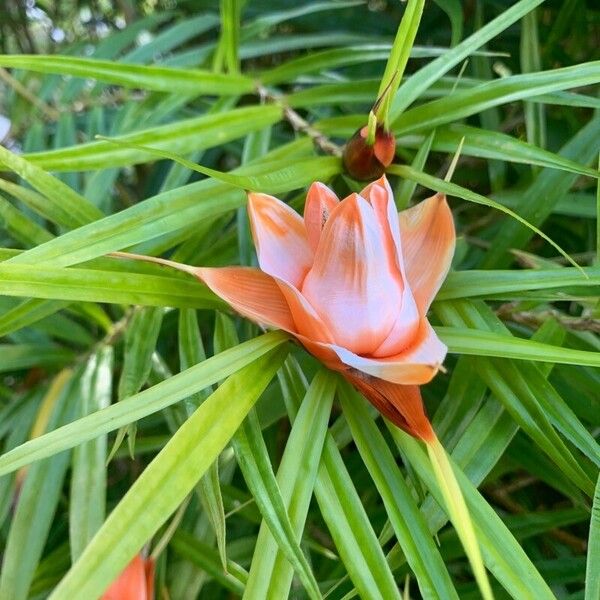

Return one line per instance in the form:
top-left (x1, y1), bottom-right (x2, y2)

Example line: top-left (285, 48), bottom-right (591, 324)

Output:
top-left (0, 144), bottom-right (102, 228)
top-left (376, 0), bottom-right (425, 127)
top-left (395, 129), bottom-right (435, 210)
top-left (0, 332), bottom-right (289, 477)
top-left (392, 62), bottom-right (600, 134)
top-left (390, 428), bottom-right (556, 600)
top-left (390, 0), bottom-right (545, 117)
top-left (170, 531), bottom-right (247, 594)
top-left (339, 383), bottom-right (459, 600)
top-left (0, 264), bottom-right (225, 309)
top-left (426, 436), bottom-right (493, 600)
top-left (110, 306), bottom-right (164, 458)
top-left (0, 298), bottom-right (77, 339)
top-left (178, 309), bottom-right (229, 572)
top-left (69, 349), bottom-right (112, 561)
top-left (0, 195), bottom-right (53, 246)
top-left (48, 347), bottom-right (286, 599)
top-left (439, 267), bottom-right (599, 300)
top-left (388, 164), bottom-right (584, 272)
top-left (586, 475), bottom-right (600, 600)
top-left (315, 438), bottom-right (401, 599)
top-left (481, 116), bottom-right (600, 268)
top-left (436, 300), bottom-right (596, 497)
top-left (215, 315), bottom-right (322, 600)
top-left (22, 105), bottom-right (283, 171)
top-left (0, 344), bottom-right (74, 372)
top-left (96, 135), bottom-right (342, 192)
top-left (244, 369), bottom-right (335, 599)
top-left (6, 155), bottom-right (338, 268)
top-left (414, 124), bottom-right (599, 179)
top-left (0, 370), bottom-right (75, 600)
top-left (438, 326), bottom-right (600, 367)
top-left (0, 55), bottom-right (255, 94)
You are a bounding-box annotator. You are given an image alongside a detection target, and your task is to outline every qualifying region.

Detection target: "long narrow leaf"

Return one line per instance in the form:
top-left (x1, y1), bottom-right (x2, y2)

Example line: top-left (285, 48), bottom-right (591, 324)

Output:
top-left (339, 382), bottom-right (459, 600)
top-left (0, 332), bottom-right (289, 476)
top-left (0, 55), bottom-right (255, 94)
top-left (48, 347), bottom-right (286, 599)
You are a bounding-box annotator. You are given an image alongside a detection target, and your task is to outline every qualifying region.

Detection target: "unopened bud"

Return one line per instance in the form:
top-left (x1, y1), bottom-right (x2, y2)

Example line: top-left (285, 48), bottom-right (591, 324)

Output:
top-left (342, 125), bottom-right (396, 181)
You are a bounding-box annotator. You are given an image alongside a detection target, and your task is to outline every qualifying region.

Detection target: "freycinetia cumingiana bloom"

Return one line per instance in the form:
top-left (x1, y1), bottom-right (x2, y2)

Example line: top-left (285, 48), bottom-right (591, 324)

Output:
top-left (177, 176), bottom-right (455, 440)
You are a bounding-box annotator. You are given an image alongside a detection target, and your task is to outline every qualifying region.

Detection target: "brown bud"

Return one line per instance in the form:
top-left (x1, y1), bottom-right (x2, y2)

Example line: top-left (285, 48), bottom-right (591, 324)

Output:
top-left (342, 125), bottom-right (396, 181)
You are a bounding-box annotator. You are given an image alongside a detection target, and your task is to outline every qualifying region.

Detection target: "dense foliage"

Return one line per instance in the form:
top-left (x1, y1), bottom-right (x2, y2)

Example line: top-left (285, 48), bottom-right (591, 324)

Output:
top-left (0, 1), bottom-right (599, 598)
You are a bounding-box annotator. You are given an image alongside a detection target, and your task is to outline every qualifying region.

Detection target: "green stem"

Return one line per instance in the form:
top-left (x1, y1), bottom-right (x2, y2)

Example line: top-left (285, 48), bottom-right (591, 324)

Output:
top-left (375, 0), bottom-right (425, 128)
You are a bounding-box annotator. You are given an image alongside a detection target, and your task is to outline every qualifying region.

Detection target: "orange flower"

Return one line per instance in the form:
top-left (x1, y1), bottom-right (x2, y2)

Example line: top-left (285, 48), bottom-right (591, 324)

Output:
top-left (101, 554), bottom-right (154, 600)
top-left (187, 176), bottom-right (455, 440)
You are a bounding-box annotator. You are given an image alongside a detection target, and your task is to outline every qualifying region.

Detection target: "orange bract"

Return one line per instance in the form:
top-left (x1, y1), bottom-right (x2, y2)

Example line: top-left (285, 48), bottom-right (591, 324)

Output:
top-left (189, 176), bottom-right (456, 440)
top-left (101, 554), bottom-right (154, 600)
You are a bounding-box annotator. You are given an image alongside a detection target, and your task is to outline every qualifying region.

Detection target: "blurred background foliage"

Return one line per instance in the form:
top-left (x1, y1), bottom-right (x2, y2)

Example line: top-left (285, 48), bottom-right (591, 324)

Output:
top-left (0, 0), bottom-right (599, 599)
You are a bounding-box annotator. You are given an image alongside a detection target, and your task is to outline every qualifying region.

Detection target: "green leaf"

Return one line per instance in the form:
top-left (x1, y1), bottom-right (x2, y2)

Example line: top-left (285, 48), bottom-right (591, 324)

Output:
top-left (394, 129), bottom-right (435, 210)
top-left (426, 436), bottom-right (493, 600)
top-left (315, 435), bottom-right (402, 600)
top-left (388, 163), bottom-right (583, 272)
top-left (0, 331), bottom-right (289, 477)
top-left (390, 428), bottom-right (556, 600)
top-left (96, 135), bottom-right (342, 193)
top-left (0, 344), bottom-right (74, 373)
top-left (520, 8), bottom-right (546, 154)
top-left (22, 105), bottom-right (283, 171)
top-left (118, 307), bottom-right (164, 401)
top-left (437, 325), bottom-right (600, 368)
top-left (0, 370), bottom-right (75, 600)
top-left (481, 116), bottom-right (600, 268)
top-left (48, 347), bottom-right (287, 599)
top-left (124, 14), bottom-right (218, 63)
top-left (214, 316), bottom-right (322, 600)
top-left (0, 395), bottom-right (38, 529)
top-left (0, 299), bottom-right (71, 338)
top-left (242, 0), bottom-right (364, 40)
top-left (110, 306), bottom-right (164, 458)
top-left (214, 0), bottom-right (241, 74)
top-left (404, 125), bottom-right (599, 179)
top-left (376, 0), bottom-right (425, 127)
top-left (69, 348), bottom-right (112, 561)
top-left (0, 178), bottom-right (58, 225)
top-left (0, 263), bottom-right (225, 309)
top-left (178, 308), bottom-right (212, 410)
top-left (338, 382), bottom-right (459, 600)
top-left (433, 0), bottom-right (463, 46)
top-left (277, 357), bottom-right (401, 599)
top-left (390, 0), bottom-right (546, 117)
top-left (6, 154), bottom-right (339, 269)
top-left (181, 310), bottom-right (227, 571)
top-left (0, 144), bottom-right (102, 228)
top-left (170, 531), bottom-right (247, 595)
top-left (234, 410), bottom-right (323, 600)
top-left (0, 55), bottom-right (255, 95)
top-left (53, 113), bottom-right (79, 191)
top-left (392, 62), bottom-right (600, 134)
top-left (438, 267), bottom-right (599, 300)
top-left (471, 1), bottom-right (505, 191)
top-left (0, 194), bottom-right (53, 246)
top-left (430, 302), bottom-right (587, 502)
top-left (244, 369), bottom-right (335, 600)
top-left (260, 46), bottom-right (392, 85)
top-left (436, 300), bottom-right (596, 497)
top-left (586, 475), bottom-right (600, 600)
